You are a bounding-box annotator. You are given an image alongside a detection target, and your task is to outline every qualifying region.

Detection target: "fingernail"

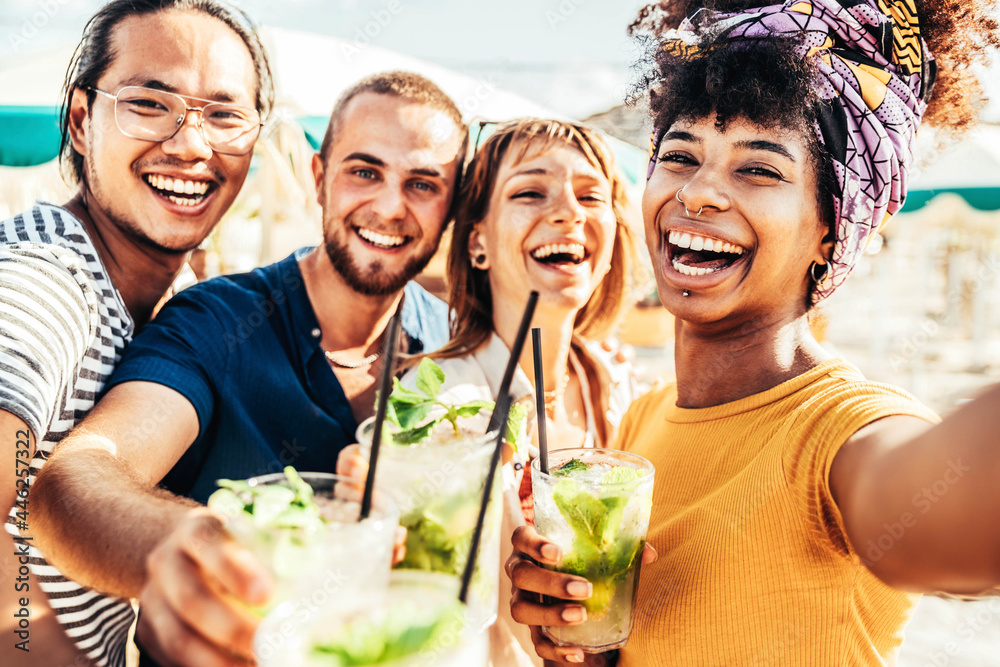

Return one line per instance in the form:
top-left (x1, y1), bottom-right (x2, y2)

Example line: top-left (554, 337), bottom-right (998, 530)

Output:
top-left (566, 580), bottom-right (591, 598)
top-left (561, 605), bottom-right (586, 623)
top-left (566, 653), bottom-right (584, 663)
top-left (540, 543), bottom-right (560, 562)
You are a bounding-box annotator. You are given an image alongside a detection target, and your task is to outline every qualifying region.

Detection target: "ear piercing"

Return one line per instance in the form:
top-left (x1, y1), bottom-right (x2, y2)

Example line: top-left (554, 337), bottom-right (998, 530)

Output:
top-left (809, 261), bottom-right (828, 284)
top-left (472, 253), bottom-right (487, 269)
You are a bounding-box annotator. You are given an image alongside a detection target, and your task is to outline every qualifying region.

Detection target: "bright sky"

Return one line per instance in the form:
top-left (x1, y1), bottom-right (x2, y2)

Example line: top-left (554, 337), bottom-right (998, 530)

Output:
top-left (0, 0), bottom-right (650, 64)
top-left (0, 0), bottom-right (995, 120)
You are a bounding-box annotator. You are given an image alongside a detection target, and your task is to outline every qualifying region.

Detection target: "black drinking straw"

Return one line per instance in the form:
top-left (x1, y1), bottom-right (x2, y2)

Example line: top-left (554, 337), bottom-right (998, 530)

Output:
top-left (359, 314), bottom-right (401, 521)
top-left (531, 328), bottom-right (549, 475)
top-left (485, 291), bottom-right (539, 435)
top-left (460, 292), bottom-right (538, 603)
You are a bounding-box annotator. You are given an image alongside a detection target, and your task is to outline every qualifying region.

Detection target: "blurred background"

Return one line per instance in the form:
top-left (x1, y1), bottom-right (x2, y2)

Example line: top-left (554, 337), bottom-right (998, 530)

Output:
top-left (2, 1), bottom-right (999, 664)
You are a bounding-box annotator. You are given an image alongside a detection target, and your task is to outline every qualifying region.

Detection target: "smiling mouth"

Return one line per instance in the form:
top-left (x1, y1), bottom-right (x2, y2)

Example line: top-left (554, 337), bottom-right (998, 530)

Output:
top-left (668, 230), bottom-right (747, 277)
top-left (145, 174), bottom-right (214, 207)
top-left (530, 242), bottom-right (588, 267)
top-left (356, 227), bottom-right (410, 249)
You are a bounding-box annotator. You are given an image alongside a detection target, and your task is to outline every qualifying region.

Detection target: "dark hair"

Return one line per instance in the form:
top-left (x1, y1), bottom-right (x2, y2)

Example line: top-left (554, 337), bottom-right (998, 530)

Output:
top-left (431, 118), bottom-right (640, 363)
top-left (629, 0), bottom-right (998, 306)
top-left (59, 0), bottom-right (274, 185)
top-left (636, 35), bottom-right (839, 235)
top-left (319, 71), bottom-right (465, 162)
top-left (629, 0), bottom-right (999, 138)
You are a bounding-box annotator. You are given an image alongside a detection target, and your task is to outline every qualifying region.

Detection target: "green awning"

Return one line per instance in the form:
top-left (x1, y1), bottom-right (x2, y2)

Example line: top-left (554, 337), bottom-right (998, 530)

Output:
top-left (4, 107), bottom-right (998, 212)
top-left (901, 187), bottom-right (1000, 212)
top-left (0, 106), bottom-right (61, 167)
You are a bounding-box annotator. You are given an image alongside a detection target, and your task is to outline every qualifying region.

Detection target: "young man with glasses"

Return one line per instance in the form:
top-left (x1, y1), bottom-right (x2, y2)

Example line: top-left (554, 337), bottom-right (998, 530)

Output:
top-left (28, 71), bottom-right (466, 667)
top-left (0, 1), bottom-right (271, 665)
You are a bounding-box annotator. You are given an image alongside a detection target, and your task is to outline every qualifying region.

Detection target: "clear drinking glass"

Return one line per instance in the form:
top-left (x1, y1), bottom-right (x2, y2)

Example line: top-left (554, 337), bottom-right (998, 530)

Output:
top-left (356, 416), bottom-right (502, 630)
top-left (218, 471), bottom-right (399, 613)
top-left (255, 570), bottom-right (489, 667)
top-left (531, 448), bottom-right (655, 652)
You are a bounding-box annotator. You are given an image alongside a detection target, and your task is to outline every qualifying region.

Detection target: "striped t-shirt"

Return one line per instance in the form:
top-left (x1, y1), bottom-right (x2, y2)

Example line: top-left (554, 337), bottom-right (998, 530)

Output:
top-left (1, 203), bottom-right (135, 667)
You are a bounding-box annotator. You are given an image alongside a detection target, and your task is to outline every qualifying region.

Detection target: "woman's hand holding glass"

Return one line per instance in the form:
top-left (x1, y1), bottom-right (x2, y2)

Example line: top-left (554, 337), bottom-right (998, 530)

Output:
top-left (506, 525), bottom-right (658, 664)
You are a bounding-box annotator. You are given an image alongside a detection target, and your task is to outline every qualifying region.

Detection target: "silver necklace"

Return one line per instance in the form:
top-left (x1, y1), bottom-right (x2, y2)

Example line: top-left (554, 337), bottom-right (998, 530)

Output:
top-left (324, 349), bottom-right (380, 369)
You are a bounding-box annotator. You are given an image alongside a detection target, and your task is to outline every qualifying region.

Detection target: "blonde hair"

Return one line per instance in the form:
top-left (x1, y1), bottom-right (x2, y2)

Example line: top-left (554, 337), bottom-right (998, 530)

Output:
top-left (432, 118), bottom-right (639, 361)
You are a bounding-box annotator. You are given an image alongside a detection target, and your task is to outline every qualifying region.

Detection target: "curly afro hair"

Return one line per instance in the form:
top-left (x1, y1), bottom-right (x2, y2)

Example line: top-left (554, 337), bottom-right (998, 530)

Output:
top-left (629, 0), bottom-right (999, 140)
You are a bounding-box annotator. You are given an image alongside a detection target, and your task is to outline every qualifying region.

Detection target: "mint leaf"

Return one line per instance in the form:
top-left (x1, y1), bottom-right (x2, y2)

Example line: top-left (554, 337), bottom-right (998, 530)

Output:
top-left (598, 495), bottom-right (628, 547)
top-left (383, 358), bottom-right (493, 447)
top-left (215, 478), bottom-right (254, 495)
top-left (388, 378), bottom-right (429, 405)
top-left (601, 466), bottom-right (645, 486)
top-left (453, 400), bottom-right (493, 418)
top-left (553, 458), bottom-right (588, 477)
top-left (283, 466), bottom-right (314, 504)
top-left (392, 421), bottom-right (436, 445)
top-left (384, 394), bottom-right (400, 428)
top-left (206, 488), bottom-right (245, 516)
top-left (415, 358), bottom-right (445, 397)
top-left (505, 401), bottom-right (528, 457)
top-left (394, 402), bottom-right (434, 430)
top-left (552, 480), bottom-right (607, 546)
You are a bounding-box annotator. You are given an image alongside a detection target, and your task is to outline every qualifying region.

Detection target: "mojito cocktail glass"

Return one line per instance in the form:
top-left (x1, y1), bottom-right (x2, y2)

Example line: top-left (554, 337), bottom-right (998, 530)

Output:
top-left (356, 415), bottom-right (502, 629)
top-left (532, 448), bottom-right (654, 652)
top-left (209, 470), bottom-right (398, 612)
top-left (255, 570), bottom-right (488, 667)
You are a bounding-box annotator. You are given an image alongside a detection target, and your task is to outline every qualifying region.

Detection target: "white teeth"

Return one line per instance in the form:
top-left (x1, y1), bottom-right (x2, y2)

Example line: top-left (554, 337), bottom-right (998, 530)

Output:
top-left (669, 231), bottom-right (745, 255)
top-left (357, 228), bottom-right (405, 247)
top-left (147, 175), bottom-right (211, 196)
top-left (531, 243), bottom-right (585, 261)
top-left (671, 259), bottom-right (723, 277)
top-left (167, 195), bottom-right (201, 207)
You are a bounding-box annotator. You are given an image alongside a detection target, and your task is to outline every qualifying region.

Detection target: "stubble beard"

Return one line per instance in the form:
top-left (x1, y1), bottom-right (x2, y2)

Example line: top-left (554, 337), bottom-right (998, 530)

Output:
top-left (83, 156), bottom-right (212, 257)
top-left (323, 210), bottom-right (441, 297)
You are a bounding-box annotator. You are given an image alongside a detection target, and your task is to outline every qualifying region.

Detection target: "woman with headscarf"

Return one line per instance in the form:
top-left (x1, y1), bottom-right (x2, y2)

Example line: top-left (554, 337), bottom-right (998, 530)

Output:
top-left (506, 1), bottom-right (1000, 664)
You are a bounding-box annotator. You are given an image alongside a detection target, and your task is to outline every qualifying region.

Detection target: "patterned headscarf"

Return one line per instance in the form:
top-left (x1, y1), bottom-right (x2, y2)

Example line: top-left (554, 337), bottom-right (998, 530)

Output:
top-left (646, 1), bottom-right (936, 302)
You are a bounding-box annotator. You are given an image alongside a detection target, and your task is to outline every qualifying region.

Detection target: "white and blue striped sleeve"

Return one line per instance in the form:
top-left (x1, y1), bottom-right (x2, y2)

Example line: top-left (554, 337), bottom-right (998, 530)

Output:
top-left (0, 245), bottom-right (92, 441)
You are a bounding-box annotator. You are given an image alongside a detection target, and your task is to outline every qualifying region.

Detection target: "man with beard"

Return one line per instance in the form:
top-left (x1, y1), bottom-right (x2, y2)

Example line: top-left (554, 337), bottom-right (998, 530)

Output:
top-left (0, 1), bottom-right (271, 665)
top-left (28, 71), bottom-right (465, 666)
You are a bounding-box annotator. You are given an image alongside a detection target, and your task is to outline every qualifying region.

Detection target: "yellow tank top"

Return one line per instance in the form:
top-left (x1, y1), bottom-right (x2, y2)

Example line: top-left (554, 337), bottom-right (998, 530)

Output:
top-left (618, 358), bottom-right (938, 666)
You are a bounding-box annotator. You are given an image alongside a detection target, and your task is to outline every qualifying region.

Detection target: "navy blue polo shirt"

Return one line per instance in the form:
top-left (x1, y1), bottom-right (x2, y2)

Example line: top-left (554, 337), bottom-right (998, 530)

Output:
top-left (105, 249), bottom-right (449, 504)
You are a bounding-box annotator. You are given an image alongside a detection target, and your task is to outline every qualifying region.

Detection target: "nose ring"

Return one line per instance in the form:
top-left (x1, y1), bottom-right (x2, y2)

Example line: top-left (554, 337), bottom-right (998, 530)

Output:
top-left (676, 187), bottom-right (693, 216)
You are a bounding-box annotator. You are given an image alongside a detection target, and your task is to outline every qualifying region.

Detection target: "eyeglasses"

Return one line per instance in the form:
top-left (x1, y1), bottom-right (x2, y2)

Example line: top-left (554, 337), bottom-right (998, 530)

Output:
top-left (89, 86), bottom-right (263, 156)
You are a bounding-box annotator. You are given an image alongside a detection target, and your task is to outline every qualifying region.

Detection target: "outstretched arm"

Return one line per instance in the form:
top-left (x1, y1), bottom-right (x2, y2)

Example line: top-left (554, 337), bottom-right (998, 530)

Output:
top-left (832, 383), bottom-right (1000, 594)
top-left (30, 381), bottom-right (202, 596)
top-left (30, 382), bottom-right (271, 665)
